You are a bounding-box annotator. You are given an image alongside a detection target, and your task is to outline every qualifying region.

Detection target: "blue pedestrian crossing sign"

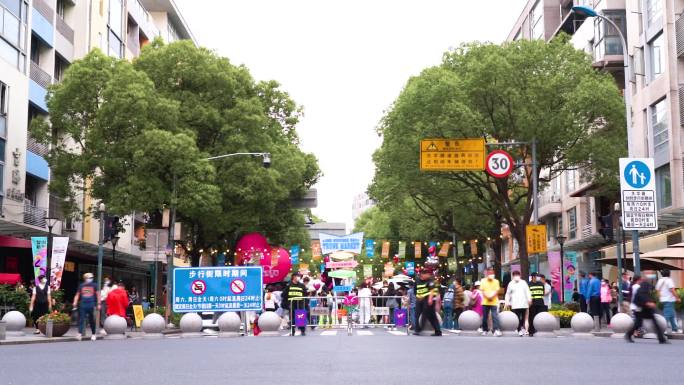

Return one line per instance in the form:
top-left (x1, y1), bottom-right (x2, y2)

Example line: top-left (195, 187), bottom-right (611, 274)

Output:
top-left (619, 158), bottom-right (657, 231)
top-left (173, 266), bottom-right (263, 313)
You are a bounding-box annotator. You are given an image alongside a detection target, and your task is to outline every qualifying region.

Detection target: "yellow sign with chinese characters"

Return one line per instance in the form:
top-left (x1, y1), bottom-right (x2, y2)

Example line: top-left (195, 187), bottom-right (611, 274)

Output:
top-left (526, 224), bottom-right (548, 254)
top-left (420, 139), bottom-right (486, 171)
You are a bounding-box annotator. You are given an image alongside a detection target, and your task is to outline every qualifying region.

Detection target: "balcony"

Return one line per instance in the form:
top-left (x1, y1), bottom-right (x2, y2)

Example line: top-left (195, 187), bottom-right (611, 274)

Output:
top-left (23, 202), bottom-right (47, 228)
top-left (538, 191), bottom-right (562, 220)
top-left (55, 16), bottom-right (73, 43)
top-left (677, 12), bottom-right (684, 57)
top-left (29, 62), bottom-right (51, 112)
top-left (27, 133), bottom-right (48, 157)
top-left (31, 3), bottom-right (54, 47)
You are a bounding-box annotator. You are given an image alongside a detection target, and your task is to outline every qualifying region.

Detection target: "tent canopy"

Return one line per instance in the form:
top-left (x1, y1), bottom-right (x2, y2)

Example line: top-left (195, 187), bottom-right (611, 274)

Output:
top-left (596, 256), bottom-right (682, 271)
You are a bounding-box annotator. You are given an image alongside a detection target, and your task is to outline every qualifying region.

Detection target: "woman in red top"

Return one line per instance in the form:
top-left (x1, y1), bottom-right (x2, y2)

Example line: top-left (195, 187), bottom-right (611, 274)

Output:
top-left (106, 280), bottom-right (130, 318)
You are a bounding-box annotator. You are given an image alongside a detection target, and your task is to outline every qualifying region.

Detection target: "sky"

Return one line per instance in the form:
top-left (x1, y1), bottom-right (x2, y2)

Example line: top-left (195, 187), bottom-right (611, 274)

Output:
top-left (175, 0), bottom-right (528, 230)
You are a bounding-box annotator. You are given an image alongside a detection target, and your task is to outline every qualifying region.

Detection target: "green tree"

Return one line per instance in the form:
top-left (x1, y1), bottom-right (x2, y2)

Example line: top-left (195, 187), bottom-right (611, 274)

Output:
top-left (372, 37), bottom-right (626, 278)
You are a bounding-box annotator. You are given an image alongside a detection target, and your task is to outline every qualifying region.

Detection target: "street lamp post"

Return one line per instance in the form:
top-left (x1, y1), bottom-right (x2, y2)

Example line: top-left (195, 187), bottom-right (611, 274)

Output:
top-left (111, 235), bottom-right (120, 280)
top-left (572, 6), bottom-right (641, 275)
top-left (44, 217), bottom-right (60, 294)
top-left (555, 234), bottom-right (567, 303)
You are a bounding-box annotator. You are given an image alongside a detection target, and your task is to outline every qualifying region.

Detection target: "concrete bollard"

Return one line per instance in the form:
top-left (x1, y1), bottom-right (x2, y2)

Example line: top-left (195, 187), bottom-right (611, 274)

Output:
top-left (571, 312), bottom-right (594, 338)
top-left (610, 313), bottom-right (633, 339)
top-left (257, 311), bottom-right (282, 337)
top-left (643, 314), bottom-right (668, 340)
top-left (218, 312), bottom-right (241, 337)
top-left (457, 310), bottom-right (482, 336)
top-left (533, 312), bottom-right (557, 338)
top-left (1, 311), bottom-right (26, 337)
top-left (103, 315), bottom-right (127, 340)
top-left (498, 311), bottom-right (520, 337)
top-left (141, 314), bottom-right (165, 339)
top-left (180, 313), bottom-right (203, 338)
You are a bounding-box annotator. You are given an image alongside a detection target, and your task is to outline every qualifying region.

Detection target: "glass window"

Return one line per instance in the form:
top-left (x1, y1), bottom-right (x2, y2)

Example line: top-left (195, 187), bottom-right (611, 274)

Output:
top-left (656, 164), bottom-right (672, 208)
top-left (646, 0), bottom-right (662, 27)
top-left (0, 36), bottom-right (18, 67)
top-left (108, 29), bottom-right (122, 58)
top-left (557, 216), bottom-right (563, 238)
top-left (0, 0), bottom-right (20, 17)
top-left (649, 33), bottom-right (664, 79)
top-left (567, 208), bottom-right (577, 239)
top-left (566, 170), bottom-right (576, 194)
top-left (108, 0), bottom-right (123, 38)
top-left (0, 137), bottom-right (5, 160)
top-left (530, 0), bottom-right (544, 40)
top-left (651, 98), bottom-right (668, 153)
top-left (56, 0), bottom-right (65, 18)
top-left (0, 163), bottom-right (4, 192)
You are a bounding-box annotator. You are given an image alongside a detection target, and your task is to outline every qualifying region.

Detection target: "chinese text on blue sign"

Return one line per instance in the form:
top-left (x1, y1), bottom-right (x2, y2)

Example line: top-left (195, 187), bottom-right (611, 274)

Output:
top-left (173, 266), bottom-right (263, 313)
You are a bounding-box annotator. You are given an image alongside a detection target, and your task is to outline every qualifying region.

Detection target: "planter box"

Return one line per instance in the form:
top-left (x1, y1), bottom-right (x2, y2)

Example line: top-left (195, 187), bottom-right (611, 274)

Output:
top-left (37, 322), bottom-right (70, 337)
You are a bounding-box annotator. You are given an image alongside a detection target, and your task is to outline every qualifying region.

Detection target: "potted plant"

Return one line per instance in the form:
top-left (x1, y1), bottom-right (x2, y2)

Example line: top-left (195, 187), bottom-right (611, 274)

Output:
top-left (37, 311), bottom-right (72, 337)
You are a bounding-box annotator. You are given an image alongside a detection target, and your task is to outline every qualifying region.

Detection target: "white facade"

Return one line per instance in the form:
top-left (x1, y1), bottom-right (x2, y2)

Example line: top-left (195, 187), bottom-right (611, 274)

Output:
top-left (351, 191), bottom-right (375, 221)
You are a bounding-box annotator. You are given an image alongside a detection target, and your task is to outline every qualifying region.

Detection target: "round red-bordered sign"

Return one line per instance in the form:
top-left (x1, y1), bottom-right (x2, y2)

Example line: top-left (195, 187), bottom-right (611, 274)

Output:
top-left (485, 150), bottom-right (514, 178)
top-left (190, 280), bottom-right (207, 295)
top-left (230, 278), bottom-right (246, 295)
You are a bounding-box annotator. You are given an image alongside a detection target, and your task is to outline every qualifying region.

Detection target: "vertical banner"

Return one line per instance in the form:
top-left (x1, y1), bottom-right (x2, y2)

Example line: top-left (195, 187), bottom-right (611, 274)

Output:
top-left (447, 259), bottom-right (457, 272)
top-left (394, 308), bottom-right (407, 327)
top-left (363, 264), bottom-right (373, 278)
top-left (397, 241), bottom-right (406, 259)
top-left (470, 240), bottom-right (478, 256)
top-left (564, 251), bottom-right (578, 302)
top-left (383, 262), bottom-right (394, 277)
top-left (290, 245), bottom-right (300, 265)
top-left (428, 241), bottom-right (437, 254)
top-left (405, 261), bottom-right (415, 276)
top-left (381, 241), bottom-right (391, 258)
top-left (311, 240), bottom-right (322, 261)
top-left (457, 242), bottom-right (464, 257)
top-left (548, 251), bottom-right (561, 300)
top-left (438, 242), bottom-right (450, 257)
top-left (294, 309), bottom-right (308, 327)
top-left (414, 242), bottom-right (422, 259)
top-left (49, 237), bottom-right (69, 290)
top-left (299, 263), bottom-right (310, 275)
top-left (365, 239), bottom-right (375, 258)
top-left (31, 237), bottom-right (48, 285)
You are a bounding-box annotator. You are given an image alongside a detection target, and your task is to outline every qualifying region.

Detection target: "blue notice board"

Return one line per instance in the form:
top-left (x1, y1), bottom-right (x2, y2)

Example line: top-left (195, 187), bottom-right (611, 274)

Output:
top-left (173, 266), bottom-right (263, 313)
top-left (333, 285), bottom-right (353, 293)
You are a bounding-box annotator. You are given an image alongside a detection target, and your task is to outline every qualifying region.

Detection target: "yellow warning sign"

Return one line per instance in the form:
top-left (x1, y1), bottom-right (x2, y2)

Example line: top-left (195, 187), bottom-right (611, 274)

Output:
top-left (526, 224), bottom-right (548, 254)
top-left (420, 138), bottom-right (486, 171)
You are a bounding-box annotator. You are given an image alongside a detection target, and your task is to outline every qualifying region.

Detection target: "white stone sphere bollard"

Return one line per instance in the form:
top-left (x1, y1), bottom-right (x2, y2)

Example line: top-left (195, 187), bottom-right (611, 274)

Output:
top-left (180, 313), bottom-right (203, 338)
top-left (218, 312), bottom-right (241, 338)
top-left (533, 312), bottom-right (557, 338)
top-left (416, 313), bottom-right (443, 335)
top-left (571, 312), bottom-right (594, 338)
top-left (458, 310), bottom-right (482, 336)
top-left (141, 313), bottom-right (165, 339)
top-left (498, 311), bottom-right (519, 336)
top-left (2, 311), bottom-right (26, 336)
top-left (610, 313), bottom-right (634, 338)
top-left (103, 315), bottom-right (127, 340)
top-left (643, 314), bottom-right (668, 339)
top-left (258, 311), bottom-right (282, 336)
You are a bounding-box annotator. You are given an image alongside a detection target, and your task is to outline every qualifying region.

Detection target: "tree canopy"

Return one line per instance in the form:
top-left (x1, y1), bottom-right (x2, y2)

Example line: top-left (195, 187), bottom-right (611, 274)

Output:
top-left (33, 41), bottom-right (320, 263)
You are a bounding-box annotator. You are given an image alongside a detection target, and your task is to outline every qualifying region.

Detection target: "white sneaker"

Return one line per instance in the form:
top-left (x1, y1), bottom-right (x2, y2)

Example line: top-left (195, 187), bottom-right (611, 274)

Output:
top-left (518, 330), bottom-right (524, 337)
top-left (76, 333), bottom-right (82, 341)
top-left (90, 335), bottom-right (97, 341)
top-left (480, 331), bottom-right (488, 336)
top-left (477, 328), bottom-right (483, 333)
top-left (494, 330), bottom-right (502, 337)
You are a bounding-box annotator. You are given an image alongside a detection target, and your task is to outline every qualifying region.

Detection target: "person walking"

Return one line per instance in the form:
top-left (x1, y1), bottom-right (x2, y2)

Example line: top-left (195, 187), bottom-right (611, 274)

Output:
top-left (540, 274), bottom-right (552, 311)
top-left (528, 273), bottom-right (545, 336)
top-left (453, 280), bottom-right (465, 330)
top-left (358, 283), bottom-right (372, 326)
top-left (413, 268), bottom-right (441, 336)
top-left (385, 283), bottom-right (399, 329)
top-left (72, 273), bottom-right (100, 341)
top-left (408, 284), bottom-right (417, 330)
top-left (480, 268), bottom-right (502, 337)
top-left (656, 269), bottom-right (680, 333)
top-left (29, 275), bottom-right (52, 334)
top-left (505, 271), bottom-right (532, 336)
top-left (470, 282), bottom-right (483, 319)
top-left (579, 272), bottom-right (589, 313)
top-left (106, 280), bottom-right (129, 327)
top-left (441, 284), bottom-right (455, 330)
top-left (587, 272), bottom-right (601, 330)
top-left (600, 279), bottom-right (612, 328)
top-left (620, 273), bottom-right (632, 315)
top-left (282, 273), bottom-right (307, 336)
top-left (99, 277), bottom-right (113, 326)
top-left (626, 277), bottom-right (668, 344)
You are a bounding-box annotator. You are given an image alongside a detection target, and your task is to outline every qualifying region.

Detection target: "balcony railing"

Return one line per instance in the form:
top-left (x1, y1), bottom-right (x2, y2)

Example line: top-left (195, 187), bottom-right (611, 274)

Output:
top-left (24, 202), bottom-right (47, 228)
top-left (56, 16), bottom-right (74, 43)
top-left (677, 13), bottom-right (684, 57)
top-left (539, 192), bottom-right (561, 206)
top-left (582, 224), bottom-right (593, 238)
top-left (27, 134), bottom-right (49, 157)
top-left (30, 61), bottom-right (52, 89)
top-left (33, 0), bottom-right (54, 25)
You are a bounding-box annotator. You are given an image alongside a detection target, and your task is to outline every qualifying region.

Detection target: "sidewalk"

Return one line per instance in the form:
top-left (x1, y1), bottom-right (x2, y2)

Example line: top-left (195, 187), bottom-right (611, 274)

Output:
top-left (0, 327), bottom-right (181, 346)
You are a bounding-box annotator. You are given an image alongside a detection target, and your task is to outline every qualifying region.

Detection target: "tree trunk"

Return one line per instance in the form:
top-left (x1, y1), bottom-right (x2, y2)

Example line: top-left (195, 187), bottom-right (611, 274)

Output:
top-left (512, 225), bottom-right (530, 280)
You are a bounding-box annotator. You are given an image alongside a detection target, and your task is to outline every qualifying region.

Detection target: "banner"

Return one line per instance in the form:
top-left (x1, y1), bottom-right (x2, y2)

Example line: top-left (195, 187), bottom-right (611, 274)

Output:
top-left (394, 308), bottom-right (407, 327)
top-left (406, 261), bottom-right (415, 276)
top-left (365, 239), bottom-right (375, 258)
top-left (319, 232), bottom-right (364, 255)
top-left (311, 240), bottom-right (322, 261)
top-left (414, 242), bottom-right (422, 259)
top-left (457, 242), bottom-right (464, 257)
top-left (438, 242), bottom-right (450, 257)
top-left (548, 251), bottom-right (561, 301)
top-left (299, 263), bottom-right (310, 275)
top-left (31, 237), bottom-right (48, 285)
top-left (564, 251), bottom-right (578, 302)
top-left (383, 262), bottom-right (394, 277)
top-left (290, 245), bottom-right (300, 265)
top-left (428, 241), bottom-right (437, 255)
top-left (398, 241), bottom-right (406, 259)
top-left (447, 259), bottom-right (457, 272)
top-left (363, 264), bottom-right (373, 278)
top-left (49, 237), bottom-right (69, 290)
top-left (470, 240), bottom-right (478, 256)
top-left (381, 241), bottom-right (390, 258)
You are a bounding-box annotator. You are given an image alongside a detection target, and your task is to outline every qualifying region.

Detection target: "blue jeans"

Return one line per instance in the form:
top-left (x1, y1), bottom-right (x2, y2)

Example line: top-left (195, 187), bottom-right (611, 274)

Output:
top-left (410, 306), bottom-right (417, 328)
top-left (482, 305), bottom-right (500, 332)
top-left (442, 306), bottom-right (454, 329)
top-left (78, 305), bottom-right (96, 335)
top-left (662, 301), bottom-right (678, 331)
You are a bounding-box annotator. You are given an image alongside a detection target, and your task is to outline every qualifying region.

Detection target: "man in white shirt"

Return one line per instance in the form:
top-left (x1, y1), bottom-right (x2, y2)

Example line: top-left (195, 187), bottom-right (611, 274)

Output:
top-left (656, 269), bottom-right (680, 332)
top-left (541, 274), bottom-right (552, 311)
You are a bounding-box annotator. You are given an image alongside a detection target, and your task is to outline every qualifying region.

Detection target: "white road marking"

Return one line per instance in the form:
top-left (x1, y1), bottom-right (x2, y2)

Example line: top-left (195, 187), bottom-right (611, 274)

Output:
top-left (388, 330), bottom-right (406, 336)
top-left (320, 331), bottom-right (338, 336)
top-left (356, 330), bottom-right (373, 336)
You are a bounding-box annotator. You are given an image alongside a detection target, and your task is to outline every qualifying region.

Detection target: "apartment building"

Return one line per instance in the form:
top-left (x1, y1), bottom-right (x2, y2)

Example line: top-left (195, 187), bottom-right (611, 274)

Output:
top-left (0, 0), bottom-right (194, 299)
top-left (506, 0), bottom-right (684, 284)
top-left (351, 191), bottom-right (376, 221)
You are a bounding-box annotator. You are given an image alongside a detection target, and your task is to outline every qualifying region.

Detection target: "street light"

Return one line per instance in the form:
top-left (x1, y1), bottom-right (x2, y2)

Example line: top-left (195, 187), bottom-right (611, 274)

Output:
top-left (110, 235), bottom-right (120, 280)
top-left (44, 217), bottom-right (60, 293)
top-left (571, 6), bottom-right (642, 274)
top-left (555, 234), bottom-right (567, 303)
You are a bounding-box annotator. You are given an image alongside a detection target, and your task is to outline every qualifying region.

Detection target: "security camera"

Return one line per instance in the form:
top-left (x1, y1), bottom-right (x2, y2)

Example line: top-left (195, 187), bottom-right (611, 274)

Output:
top-left (262, 153), bottom-right (271, 168)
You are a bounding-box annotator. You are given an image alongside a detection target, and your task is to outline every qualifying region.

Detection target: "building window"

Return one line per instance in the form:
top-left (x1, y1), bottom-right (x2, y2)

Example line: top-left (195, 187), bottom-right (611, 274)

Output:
top-left (167, 22), bottom-right (180, 42)
top-left (530, 0), bottom-right (544, 40)
top-left (656, 164), bottom-right (672, 208)
top-left (594, 11), bottom-right (626, 57)
top-left (0, 0), bottom-right (28, 70)
top-left (557, 216), bottom-right (563, 238)
top-left (565, 170), bottom-right (576, 194)
top-left (107, 0), bottom-right (123, 58)
top-left (0, 81), bottom-right (7, 138)
top-left (54, 55), bottom-right (68, 82)
top-left (651, 98), bottom-right (668, 153)
top-left (56, 0), bottom-right (65, 18)
top-left (646, 0), bottom-right (662, 27)
top-left (567, 207), bottom-right (577, 239)
top-left (108, 29), bottom-right (122, 58)
top-left (649, 33), bottom-right (664, 79)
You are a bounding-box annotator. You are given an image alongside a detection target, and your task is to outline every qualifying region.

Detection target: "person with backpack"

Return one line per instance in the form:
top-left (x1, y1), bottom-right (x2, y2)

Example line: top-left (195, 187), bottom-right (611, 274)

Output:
top-left (442, 283), bottom-right (455, 330)
top-left (626, 275), bottom-right (667, 344)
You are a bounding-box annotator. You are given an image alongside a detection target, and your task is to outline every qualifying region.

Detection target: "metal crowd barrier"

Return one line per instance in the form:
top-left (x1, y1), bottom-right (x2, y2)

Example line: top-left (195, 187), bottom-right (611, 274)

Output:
top-left (287, 296), bottom-right (410, 336)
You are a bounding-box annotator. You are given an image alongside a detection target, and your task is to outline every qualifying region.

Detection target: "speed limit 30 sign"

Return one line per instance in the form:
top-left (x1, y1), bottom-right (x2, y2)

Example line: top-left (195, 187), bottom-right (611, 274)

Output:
top-left (485, 150), bottom-right (514, 178)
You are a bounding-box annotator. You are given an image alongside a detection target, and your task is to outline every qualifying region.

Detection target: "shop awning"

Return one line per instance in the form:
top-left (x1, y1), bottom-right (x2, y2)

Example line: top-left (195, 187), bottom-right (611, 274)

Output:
top-left (0, 273), bottom-right (22, 285)
top-left (596, 256), bottom-right (682, 271)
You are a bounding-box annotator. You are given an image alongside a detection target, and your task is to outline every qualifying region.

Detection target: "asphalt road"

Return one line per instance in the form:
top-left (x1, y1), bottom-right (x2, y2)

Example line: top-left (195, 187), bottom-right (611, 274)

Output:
top-left (2, 330), bottom-right (682, 385)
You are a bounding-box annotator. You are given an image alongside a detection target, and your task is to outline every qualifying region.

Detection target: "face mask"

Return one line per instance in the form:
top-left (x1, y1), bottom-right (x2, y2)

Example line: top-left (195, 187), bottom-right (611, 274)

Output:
top-left (488, 274), bottom-right (495, 280)
top-left (535, 277), bottom-right (541, 282)
top-left (104, 281), bottom-right (110, 286)
top-left (646, 274), bottom-right (657, 280)
top-left (85, 278), bottom-right (93, 283)
top-left (40, 279), bottom-right (47, 284)
top-left (513, 276), bottom-right (520, 282)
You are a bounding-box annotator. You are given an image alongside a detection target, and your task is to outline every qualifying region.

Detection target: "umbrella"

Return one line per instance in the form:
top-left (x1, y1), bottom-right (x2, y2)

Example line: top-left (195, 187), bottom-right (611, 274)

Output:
top-left (640, 247), bottom-right (684, 259)
top-left (596, 256), bottom-right (682, 271)
top-left (328, 269), bottom-right (356, 279)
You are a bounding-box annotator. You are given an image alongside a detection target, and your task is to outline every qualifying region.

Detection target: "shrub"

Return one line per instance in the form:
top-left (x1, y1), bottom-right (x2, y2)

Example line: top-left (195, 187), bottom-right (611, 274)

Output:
top-left (144, 306), bottom-right (182, 326)
top-left (0, 284), bottom-right (30, 317)
top-left (37, 311), bottom-right (71, 324)
top-left (549, 310), bottom-right (576, 328)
